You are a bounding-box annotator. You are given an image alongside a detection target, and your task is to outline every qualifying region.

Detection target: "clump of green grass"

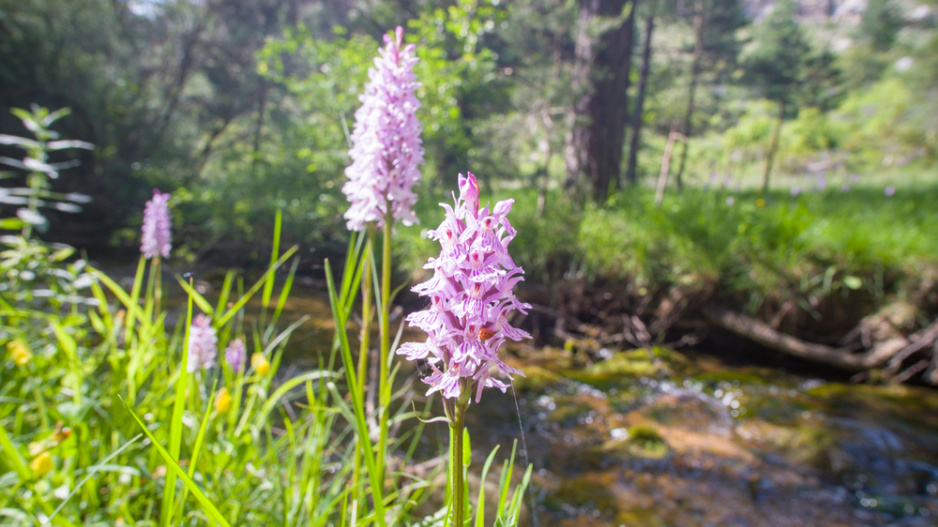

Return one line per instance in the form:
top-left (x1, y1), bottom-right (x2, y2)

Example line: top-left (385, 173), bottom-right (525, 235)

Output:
top-left (398, 181), bottom-right (937, 323)
top-left (2, 212), bottom-right (533, 526)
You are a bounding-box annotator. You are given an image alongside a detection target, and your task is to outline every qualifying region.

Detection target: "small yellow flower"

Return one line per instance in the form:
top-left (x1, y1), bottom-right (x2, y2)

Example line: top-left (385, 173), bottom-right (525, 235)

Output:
top-left (30, 452), bottom-right (53, 477)
top-left (756, 198), bottom-right (766, 209)
top-left (251, 353), bottom-right (270, 377)
top-left (8, 339), bottom-right (32, 366)
top-left (214, 387), bottom-right (232, 414)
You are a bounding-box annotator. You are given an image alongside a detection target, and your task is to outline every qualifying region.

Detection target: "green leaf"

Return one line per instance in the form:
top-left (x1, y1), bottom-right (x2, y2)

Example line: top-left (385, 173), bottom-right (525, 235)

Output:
top-left (844, 276), bottom-right (862, 290)
top-left (475, 445), bottom-right (500, 527)
top-left (161, 291), bottom-right (193, 527)
top-left (462, 428), bottom-right (471, 468)
top-left (0, 218), bottom-right (24, 230)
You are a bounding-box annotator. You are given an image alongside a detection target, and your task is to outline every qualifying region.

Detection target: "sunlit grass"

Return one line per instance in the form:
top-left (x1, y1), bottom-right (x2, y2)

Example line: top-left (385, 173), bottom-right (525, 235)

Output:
top-left (2, 213), bottom-right (532, 526)
top-left (402, 175), bottom-right (936, 318)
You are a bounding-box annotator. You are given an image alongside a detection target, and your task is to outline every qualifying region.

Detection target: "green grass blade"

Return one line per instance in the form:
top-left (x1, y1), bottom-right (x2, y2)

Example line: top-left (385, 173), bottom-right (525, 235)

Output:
top-left (497, 440), bottom-right (518, 514)
top-left (475, 445), bottom-right (500, 527)
top-left (217, 245), bottom-right (298, 327)
top-left (505, 464), bottom-right (533, 525)
top-left (88, 266), bottom-right (145, 321)
top-left (324, 259), bottom-right (386, 527)
top-left (339, 231), bottom-right (365, 306)
top-left (176, 379), bottom-right (218, 520)
top-left (42, 434), bottom-right (142, 526)
top-left (254, 370), bottom-right (335, 431)
top-left (124, 256), bottom-right (147, 338)
top-left (261, 315), bottom-right (309, 356)
top-left (271, 257), bottom-right (299, 328)
top-left (0, 425), bottom-right (30, 481)
top-left (262, 209), bottom-right (283, 311)
top-left (118, 396), bottom-right (231, 527)
top-left (161, 289), bottom-right (193, 527)
top-left (175, 276), bottom-right (215, 316)
top-left (215, 270), bottom-right (236, 314)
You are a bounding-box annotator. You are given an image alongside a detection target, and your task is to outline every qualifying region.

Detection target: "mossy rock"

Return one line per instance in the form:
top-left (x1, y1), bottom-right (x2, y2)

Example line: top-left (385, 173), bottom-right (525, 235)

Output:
top-left (750, 420), bottom-right (840, 474)
top-left (566, 349), bottom-right (662, 390)
top-left (695, 369), bottom-right (776, 388)
top-left (616, 507), bottom-right (668, 527)
top-left (546, 473), bottom-right (619, 513)
top-left (603, 425), bottom-right (670, 459)
top-left (512, 365), bottom-right (565, 392)
top-left (546, 399), bottom-right (594, 425)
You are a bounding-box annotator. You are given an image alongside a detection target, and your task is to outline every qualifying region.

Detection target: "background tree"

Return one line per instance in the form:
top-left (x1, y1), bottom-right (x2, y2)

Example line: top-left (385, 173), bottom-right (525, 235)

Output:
top-left (742, 0), bottom-right (811, 193)
top-left (624, 10), bottom-right (654, 186)
top-left (564, 0), bottom-right (636, 203)
top-left (673, 0), bottom-right (746, 190)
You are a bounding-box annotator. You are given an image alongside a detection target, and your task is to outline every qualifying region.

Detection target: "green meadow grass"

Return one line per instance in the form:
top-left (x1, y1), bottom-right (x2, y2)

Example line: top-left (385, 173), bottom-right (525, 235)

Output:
top-left (1, 216), bottom-right (531, 527)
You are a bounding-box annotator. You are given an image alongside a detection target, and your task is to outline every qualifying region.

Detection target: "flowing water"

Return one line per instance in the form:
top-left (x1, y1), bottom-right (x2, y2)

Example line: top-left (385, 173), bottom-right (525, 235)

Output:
top-left (151, 273), bottom-right (938, 527)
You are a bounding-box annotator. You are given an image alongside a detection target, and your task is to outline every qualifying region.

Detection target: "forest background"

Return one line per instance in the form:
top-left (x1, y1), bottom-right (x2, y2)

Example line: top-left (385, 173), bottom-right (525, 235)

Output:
top-left (2, 0), bottom-right (937, 380)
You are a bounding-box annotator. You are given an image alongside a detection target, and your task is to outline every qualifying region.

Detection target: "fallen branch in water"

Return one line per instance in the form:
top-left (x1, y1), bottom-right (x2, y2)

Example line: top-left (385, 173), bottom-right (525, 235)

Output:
top-left (884, 318), bottom-right (938, 375)
top-left (703, 306), bottom-right (910, 372)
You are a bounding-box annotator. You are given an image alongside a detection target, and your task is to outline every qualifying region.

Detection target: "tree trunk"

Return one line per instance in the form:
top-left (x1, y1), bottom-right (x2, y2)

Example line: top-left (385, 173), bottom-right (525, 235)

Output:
top-left (762, 99), bottom-right (786, 193)
top-left (655, 121), bottom-right (683, 208)
top-left (564, 1), bottom-right (597, 196)
top-left (625, 14), bottom-right (654, 186)
top-left (536, 113), bottom-right (554, 218)
top-left (674, 0), bottom-right (704, 192)
top-left (251, 81), bottom-right (268, 177)
top-left (565, 0), bottom-right (636, 203)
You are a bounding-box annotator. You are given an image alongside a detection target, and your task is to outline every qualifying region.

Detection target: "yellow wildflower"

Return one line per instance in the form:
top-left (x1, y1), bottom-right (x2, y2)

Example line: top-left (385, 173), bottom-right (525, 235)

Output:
top-left (30, 452), bottom-right (53, 477)
top-left (214, 387), bottom-right (232, 414)
top-left (251, 353), bottom-right (270, 377)
top-left (756, 198), bottom-right (766, 209)
top-left (8, 339), bottom-right (32, 366)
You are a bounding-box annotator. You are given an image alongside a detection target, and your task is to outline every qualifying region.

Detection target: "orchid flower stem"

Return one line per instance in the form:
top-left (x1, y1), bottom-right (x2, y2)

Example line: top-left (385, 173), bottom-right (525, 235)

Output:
top-left (450, 398), bottom-right (468, 527)
top-left (153, 257), bottom-right (162, 319)
top-left (377, 214), bottom-right (392, 489)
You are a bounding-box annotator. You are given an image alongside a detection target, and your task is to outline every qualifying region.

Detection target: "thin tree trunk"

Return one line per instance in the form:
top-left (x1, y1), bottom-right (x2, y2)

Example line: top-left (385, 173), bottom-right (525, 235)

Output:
top-left (674, 0), bottom-right (704, 191)
top-left (538, 34), bottom-right (564, 217)
top-left (536, 113), bottom-right (554, 218)
top-left (145, 13), bottom-right (210, 155)
top-left (192, 114), bottom-right (235, 180)
top-left (625, 14), bottom-right (654, 185)
top-left (655, 120), bottom-right (683, 208)
top-left (762, 99), bottom-right (786, 193)
top-left (251, 81), bottom-right (268, 177)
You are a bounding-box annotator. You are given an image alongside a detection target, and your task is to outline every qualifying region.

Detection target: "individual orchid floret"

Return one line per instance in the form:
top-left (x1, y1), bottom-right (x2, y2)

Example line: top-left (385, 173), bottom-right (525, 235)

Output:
top-left (225, 338), bottom-right (246, 373)
top-left (187, 314), bottom-right (217, 373)
top-left (400, 171), bottom-right (530, 403)
top-left (141, 189), bottom-right (172, 259)
top-left (343, 26), bottom-right (424, 232)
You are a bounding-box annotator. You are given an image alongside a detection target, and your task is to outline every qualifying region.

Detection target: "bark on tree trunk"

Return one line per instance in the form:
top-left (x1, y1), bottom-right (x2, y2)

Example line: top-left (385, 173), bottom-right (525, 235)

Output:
top-left (762, 99), bottom-right (786, 193)
top-left (674, 0), bottom-right (704, 192)
top-left (564, 1), bottom-right (598, 196)
top-left (625, 14), bottom-right (654, 186)
top-left (564, 0), bottom-right (636, 202)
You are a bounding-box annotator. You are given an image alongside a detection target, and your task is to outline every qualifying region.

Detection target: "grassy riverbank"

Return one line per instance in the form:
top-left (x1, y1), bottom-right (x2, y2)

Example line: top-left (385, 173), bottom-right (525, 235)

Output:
top-left (399, 172), bottom-right (937, 340)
